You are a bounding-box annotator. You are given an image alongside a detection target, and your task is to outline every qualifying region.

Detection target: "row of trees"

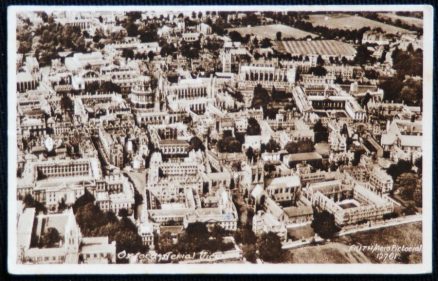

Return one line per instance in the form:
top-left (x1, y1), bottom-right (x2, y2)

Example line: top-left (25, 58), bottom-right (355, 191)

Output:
top-left (217, 135), bottom-right (242, 153)
top-left (380, 46), bottom-right (423, 106)
top-left (293, 20), bottom-right (371, 42)
top-left (361, 12), bottom-right (423, 34)
top-left (32, 20), bottom-right (88, 66)
top-left (84, 81), bottom-right (122, 94)
top-left (234, 227), bottom-right (283, 263)
top-left (73, 190), bottom-right (147, 261)
top-left (157, 223), bottom-right (234, 257)
top-left (285, 139), bottom-right (315, 154)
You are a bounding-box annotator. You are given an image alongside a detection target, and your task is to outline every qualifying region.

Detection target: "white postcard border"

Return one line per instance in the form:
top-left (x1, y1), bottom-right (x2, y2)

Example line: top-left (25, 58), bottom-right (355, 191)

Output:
top-left (7, 4), bottom-right (434, 274)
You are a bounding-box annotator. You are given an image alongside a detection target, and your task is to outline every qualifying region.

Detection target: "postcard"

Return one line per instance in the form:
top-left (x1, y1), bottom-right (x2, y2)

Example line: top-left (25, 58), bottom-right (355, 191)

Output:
top-left (8, 4), bottom-right (433, 274)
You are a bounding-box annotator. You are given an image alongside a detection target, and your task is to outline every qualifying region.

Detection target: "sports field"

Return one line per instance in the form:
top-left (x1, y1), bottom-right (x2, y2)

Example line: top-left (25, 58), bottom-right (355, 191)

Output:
top-left (377, 13), bottom-right (423, 28)
top-left (307, 14), bottom-right (413, 34)
top-left (227, 24), bottom-right (317, 40)
top-left (283, 242), bottom-right (371, 263)
top-left (280, 40), bottom-right (356, 57)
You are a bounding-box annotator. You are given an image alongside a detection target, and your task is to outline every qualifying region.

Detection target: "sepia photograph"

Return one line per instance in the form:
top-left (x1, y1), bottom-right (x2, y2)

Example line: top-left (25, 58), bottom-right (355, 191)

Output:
top-left (7, 5), bottom-right (433, 274)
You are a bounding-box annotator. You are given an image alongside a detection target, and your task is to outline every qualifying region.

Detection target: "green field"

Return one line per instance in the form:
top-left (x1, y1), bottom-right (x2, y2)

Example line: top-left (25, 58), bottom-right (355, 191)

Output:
top-left (283, 242), bottom-right (371, 263)
top-left (336, 222), bottom-right (422, 264)
top-left (287, 224), bottom-right (315, 241)
top-left (280, 40), bottom-right (356, 57)
top-left (227, 24), bottom-right (317, 40)
top-left (283, 222), bottom-right (422, 264)
top-left (307, 14), bottom-right (413, 34)
top-left (378, 13), bottom-right (423, 28)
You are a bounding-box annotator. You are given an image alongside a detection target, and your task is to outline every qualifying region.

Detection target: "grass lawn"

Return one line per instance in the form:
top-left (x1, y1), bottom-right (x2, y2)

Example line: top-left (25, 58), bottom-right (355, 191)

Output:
top-left (335, 222), bottom-right (422, 264)
top-left (283, 242), bottom-right (371, 263)
top-left (307, 14), bottom-right (413, 34)
top-left (377, 13), bottom-right (423, 28)
top-left (287, 224), bottom-right (315, 241)
top-left (227, 24), bottom-right (317, 40)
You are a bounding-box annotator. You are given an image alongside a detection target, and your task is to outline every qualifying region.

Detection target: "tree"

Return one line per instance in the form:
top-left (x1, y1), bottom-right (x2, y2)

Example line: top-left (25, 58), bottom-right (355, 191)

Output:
top-left (211, 224), bottom-right (226, 240)
top-left (99, 81), bottom-right (121, 93)
top-left (415, 157), bottom-right (422, 175)
top-left (242, 244), bottom-right (257, 263)
top-left (73, 189), bottom-right (95, 213)
top-left (399, 78), bottom-right (422, 106)
top-left (309, 66), bottom-right (327, 77)
top-left (316, 55), bottom-right (324, 66)
top-left (177, 222), bottom-right (210, 253)
top-left (265, 138), bottom-right (280, 153)
top-left (313, 120), bottom-right (328, 142)
top-left (387, 160), bottom-right (413, 181)
top-left (113, 217), bottom-right (148, 256)
top-left (352, 149), bottom-right (365, 166)
top-left (260, 38), bottom-right (272, 48)
top-left (240, 228), bottom-right (257, 244)
top-left (285, 140), bottom-right (314, 154)
top-left (58, 198), bottom-right (67, 212)
top-left (157, 231), bottom-right (175, 254)
top-left (413, 187), bottom-right (422, 207)
top-left (246, 147), bottom-right (255, 162)
top-left (403, 202), bottom-right (417, 215)
top-left (229, 31), bottom-right (243, 42)
top-left (364, 69), bottom-right (379, 80)
top-left (118, 208), bottom-right (129, 218)
top-left (40, 12), bottom-right (49, 23)
top-left (147, 50), bottom-right (155, 61)
top-left (361, 92), bottom-right (372, 110)
top-left (397, 173), bottom-right (419, 201)
top-left (23, 193), bottom-right (47, 214)
top-left (125, 22), bottom-right (139, 37)
top-left (392, 47), bottom-right (423, 77)
top-left (189, 136), bottom-right (205, 151)
top-left (229, 178), bottom-right (236, 190)
top-left (354, 45), bottom-right (374, 65)
top-left (252, 37), bottom-right (259, 48)
top-left (276, 31), bottom-right (282, 41)
top-left (75, 203), bottom-right (106, 235)
top-left (380, 77), bottom-right (404, 102)
top-left (257, 232), bottom-right (283, 262)
top-left (247, 117), bottom-right (261, 135)
top-left (311, 210), bottom-right (339, 239)
top-left (251, 84), bottom-right (271, 109)
top-left (121, 48), bottom-right (134, 59)
top-left (40, 227), bottom-right (61, 248)
top-left (217, 136), bottom-right (242, 153)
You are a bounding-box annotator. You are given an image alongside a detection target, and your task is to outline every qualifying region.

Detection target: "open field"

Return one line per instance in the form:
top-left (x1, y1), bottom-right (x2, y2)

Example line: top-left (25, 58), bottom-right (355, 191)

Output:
top-left (280, 40), bottom-right (356, 57)
top-left (307, 14), bottom-right (414, 34)
top-left (287, 224), bottom-right (315, 241)
top-left (283, 242), bottom-right (371, 263)
top-left (378, 13), bottom-right (423, 28)
top-left (336, 222), bottom-right (422, 264)
top-left (227, 24), bottom-right (317, 40)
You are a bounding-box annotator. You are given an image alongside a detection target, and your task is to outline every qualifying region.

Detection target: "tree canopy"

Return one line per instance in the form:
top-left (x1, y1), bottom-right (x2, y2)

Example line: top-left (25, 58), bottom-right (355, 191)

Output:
top-left (285, 139), bottom-right (314, 154)
top-left (247, 117), bottom-right (261, 135)
top-left (311, 210), bottom-right (339, 239)
top-left (251, 84), bottom-right (271, 109)
top-left (257, 232), bottom-right (283, 262)
top-left (40, 227), bottom-right (61, 248)
top-left (189, 136), bottom-right (205, 151)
